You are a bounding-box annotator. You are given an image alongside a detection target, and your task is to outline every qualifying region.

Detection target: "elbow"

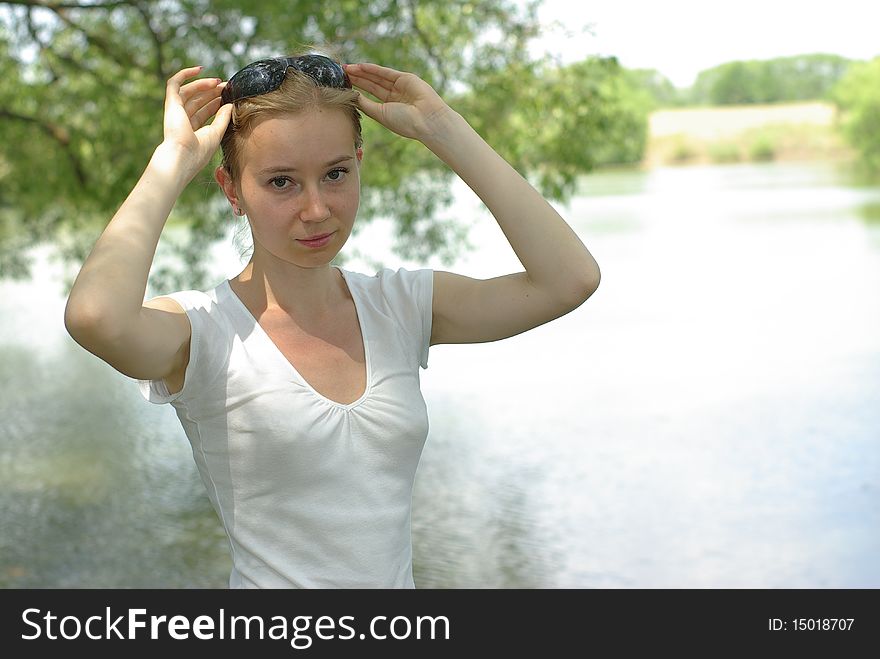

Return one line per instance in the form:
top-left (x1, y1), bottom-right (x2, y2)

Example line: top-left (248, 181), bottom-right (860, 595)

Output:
top-left (567, 265), bottom-right (601, 308)
top-left (64, 298), bottom-right (121, 350)
top-left (64, 295), bottom-right (100, 341)
top-left (584, 264), bottom-right (601, 298)
top-left (64, 298), bottom-right (90, 343)
top-left (530, 263), bottom-right (601, 312)
top-left (64, 304), bottom-right (100, 351)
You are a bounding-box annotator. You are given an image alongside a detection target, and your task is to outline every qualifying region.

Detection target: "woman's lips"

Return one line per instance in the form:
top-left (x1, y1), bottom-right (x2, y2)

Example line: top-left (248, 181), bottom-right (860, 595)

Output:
top-left (296, 232), bottom-right (335, 248)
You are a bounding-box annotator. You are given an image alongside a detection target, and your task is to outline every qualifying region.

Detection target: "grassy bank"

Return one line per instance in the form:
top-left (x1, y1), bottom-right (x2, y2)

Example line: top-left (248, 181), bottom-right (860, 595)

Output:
top-left (643, 101), bottom-right (853, 167)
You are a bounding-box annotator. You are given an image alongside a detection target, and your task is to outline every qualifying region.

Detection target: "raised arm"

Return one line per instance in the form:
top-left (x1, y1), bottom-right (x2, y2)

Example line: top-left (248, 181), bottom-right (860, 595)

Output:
top-left (344, 62), bottom-right (599, 346)
top-left (64, 67), bottom-right (231, 381)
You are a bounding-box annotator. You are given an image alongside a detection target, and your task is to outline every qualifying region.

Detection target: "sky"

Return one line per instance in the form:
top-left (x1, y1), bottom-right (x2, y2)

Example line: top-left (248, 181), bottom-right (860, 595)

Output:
top-left (529, 0), bottom-right (880, 87)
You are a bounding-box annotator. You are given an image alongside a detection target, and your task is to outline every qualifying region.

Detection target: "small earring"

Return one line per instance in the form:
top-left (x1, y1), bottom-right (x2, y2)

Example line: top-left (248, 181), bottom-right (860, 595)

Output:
top-left (234, 207), bottom-right (244, 216)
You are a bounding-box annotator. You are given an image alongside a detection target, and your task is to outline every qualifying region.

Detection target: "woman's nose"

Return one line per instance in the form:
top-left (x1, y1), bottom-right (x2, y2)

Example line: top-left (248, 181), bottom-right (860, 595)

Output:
top-left (300, 185), bottom-right (331, 222)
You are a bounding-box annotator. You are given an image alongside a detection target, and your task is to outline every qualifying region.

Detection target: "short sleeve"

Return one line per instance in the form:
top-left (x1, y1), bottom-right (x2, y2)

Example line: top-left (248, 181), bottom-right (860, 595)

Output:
top-left (378, 267), bottom-right (434, 369)
top-left (137, 289), bottom-right (222, 405)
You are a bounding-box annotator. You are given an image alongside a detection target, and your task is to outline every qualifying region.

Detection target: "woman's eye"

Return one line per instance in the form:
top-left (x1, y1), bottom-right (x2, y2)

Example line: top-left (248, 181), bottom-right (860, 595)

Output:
top-left (326, 168), bottom-right (348, 182)
top-left (270, 177), bottom-right (290, 189)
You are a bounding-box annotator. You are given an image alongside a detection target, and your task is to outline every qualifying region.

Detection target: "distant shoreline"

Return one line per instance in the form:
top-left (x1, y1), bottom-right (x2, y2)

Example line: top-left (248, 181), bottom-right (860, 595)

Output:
top-left (642, 101), bottom-right (853, 168)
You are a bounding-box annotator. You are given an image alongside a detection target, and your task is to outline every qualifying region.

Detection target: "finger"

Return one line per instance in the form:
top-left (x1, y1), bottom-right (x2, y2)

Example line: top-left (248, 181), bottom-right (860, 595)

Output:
top-left (182, 80), bottom-right (224, 115)
top-left (165, 65), bottom-right (204, 107)
top-left (190, 96), bottom-right (224, 130)
top-left (199, 102), bottom-right (233, 144)
top-left (179, 76), bottom-right (222, 100)
top-left (345, 65), bottom-right (396, 94)
top-left (354, 92), bottom-right (384, 124)
top-left (347, 74), bottom-right (393, 102)
top-left (346, 62), bottom-right (406, 84)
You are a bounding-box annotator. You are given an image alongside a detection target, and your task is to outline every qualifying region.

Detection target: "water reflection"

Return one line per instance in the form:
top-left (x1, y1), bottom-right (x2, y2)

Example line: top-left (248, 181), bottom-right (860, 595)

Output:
top-left (411, 395), bottom-right (561, 588)
top-left (0, 343), bottom-right (228, 587)
top-left (2, 161), bottom-right (879, 587)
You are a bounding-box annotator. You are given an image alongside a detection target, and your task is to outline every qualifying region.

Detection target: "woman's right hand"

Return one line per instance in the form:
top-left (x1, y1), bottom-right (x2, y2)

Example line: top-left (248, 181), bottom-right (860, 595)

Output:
top-left (158, 66), bottom-right (232, 182)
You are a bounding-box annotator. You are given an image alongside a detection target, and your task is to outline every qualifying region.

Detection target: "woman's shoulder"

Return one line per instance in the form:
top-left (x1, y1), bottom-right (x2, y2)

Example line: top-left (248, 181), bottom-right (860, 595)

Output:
top-left (339, 265), bottom-right (431, 292)
top-left (146, 281), bottom-right (226, 312)
top-left (143, 282), bottom-right (236, 341)
top-left (338, 266), bottom-right (433, 329)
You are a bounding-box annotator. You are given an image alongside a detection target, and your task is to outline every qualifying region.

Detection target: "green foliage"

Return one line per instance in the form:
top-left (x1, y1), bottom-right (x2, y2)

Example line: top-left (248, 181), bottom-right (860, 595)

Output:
top-left (748, 135), bottom-right (776, 162)
top-left (668, 137), bottom-right (698, 163)
top-left (624, 68), bottom-right (684, 108)
top-left (568, 59), bottom-right (653, 168)
top-left (0, 0), bottom-right (646, 289)
top-left (458, 56), bottom-right (651, 198)
top-left (688, 54), bottom-right (853, 106)
top-left (832, 57), bottom-right (880, 176)
top-left (708, 142), bottom-right (740, 164)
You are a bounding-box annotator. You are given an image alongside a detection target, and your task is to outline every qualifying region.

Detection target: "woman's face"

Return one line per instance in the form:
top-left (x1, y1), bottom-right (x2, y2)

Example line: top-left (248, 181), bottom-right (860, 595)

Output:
top-left (223, 108), bottom-right (362, 268)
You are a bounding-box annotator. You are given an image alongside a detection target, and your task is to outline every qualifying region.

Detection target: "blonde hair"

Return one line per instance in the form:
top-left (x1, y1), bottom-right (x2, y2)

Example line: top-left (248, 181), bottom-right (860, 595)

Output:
top-left (219, 65), bottom-right (363, 182)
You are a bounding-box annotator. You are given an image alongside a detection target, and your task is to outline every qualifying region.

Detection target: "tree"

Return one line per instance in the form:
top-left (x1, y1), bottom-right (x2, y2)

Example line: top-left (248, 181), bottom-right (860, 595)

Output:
top-left (688, 54), bottom-right (853, 106)
top-left (832, 56), bottom-right (880, 176)
top-left (623, 68), bottom-right (683, 108)
top-left (0, 1), bottom-right (643, 289)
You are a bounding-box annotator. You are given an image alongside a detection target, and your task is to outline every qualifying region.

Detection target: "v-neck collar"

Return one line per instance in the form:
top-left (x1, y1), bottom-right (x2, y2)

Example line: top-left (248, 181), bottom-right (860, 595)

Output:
top-left (220, 265), bottom-right (372, 411)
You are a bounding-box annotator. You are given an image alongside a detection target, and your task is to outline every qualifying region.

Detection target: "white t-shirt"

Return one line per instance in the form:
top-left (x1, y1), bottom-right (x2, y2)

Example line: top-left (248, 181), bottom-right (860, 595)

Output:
top-left (138, 265), bottom-right (434, 588)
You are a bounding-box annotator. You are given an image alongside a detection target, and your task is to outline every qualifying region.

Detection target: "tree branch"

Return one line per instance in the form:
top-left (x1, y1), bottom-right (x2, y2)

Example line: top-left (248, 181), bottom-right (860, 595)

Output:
top-left (21, 5), bottom-right (134, 99)
top-left (404, 0), bottom-right (449, 91)
top-left (6, 0), bottom-right (141, 69)
top-left (2, 1), bottom-right (132, 10)
top-left (24, 6), bottom-right (60, 83)
top-left (0, 108), bottom-right (87, 186)
top-left (133, 1), bottom-right (166, 80)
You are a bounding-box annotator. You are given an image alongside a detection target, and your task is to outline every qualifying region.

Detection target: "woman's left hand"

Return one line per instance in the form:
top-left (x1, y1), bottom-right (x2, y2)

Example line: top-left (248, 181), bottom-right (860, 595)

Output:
top-left (343, 63), bottom-right (456, 142)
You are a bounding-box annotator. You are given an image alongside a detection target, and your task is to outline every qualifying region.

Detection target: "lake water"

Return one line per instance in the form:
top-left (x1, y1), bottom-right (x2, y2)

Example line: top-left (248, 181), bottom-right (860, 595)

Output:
top-left (1, 160), bottom-right (878, 587)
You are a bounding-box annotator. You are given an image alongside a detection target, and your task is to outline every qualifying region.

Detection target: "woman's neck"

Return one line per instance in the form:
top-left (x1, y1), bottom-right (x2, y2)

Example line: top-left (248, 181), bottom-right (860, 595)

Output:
top-left (231, 256), bottom-right (345, 320)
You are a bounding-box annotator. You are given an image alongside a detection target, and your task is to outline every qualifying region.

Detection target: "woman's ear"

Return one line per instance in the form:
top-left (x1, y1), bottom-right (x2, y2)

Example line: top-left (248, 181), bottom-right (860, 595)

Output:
top-left (356, 147), bottom-right (363, 164)
top-left (214, 166), bottom-right (242, 214)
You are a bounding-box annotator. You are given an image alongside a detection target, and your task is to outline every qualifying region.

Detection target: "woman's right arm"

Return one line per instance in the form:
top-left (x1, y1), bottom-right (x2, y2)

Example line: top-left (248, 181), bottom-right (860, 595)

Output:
top-left (64, 66), bottom-right (232, 383)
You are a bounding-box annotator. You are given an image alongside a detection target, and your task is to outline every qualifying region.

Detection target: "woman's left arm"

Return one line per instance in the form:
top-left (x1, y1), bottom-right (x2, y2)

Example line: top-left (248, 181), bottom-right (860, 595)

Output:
top-left (345, 62), bottom-right (600, 346)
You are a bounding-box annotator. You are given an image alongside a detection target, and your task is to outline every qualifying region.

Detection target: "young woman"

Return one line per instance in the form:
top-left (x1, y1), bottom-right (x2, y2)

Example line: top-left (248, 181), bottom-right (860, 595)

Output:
top-left (64, 53), bottom-right (600, 588)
